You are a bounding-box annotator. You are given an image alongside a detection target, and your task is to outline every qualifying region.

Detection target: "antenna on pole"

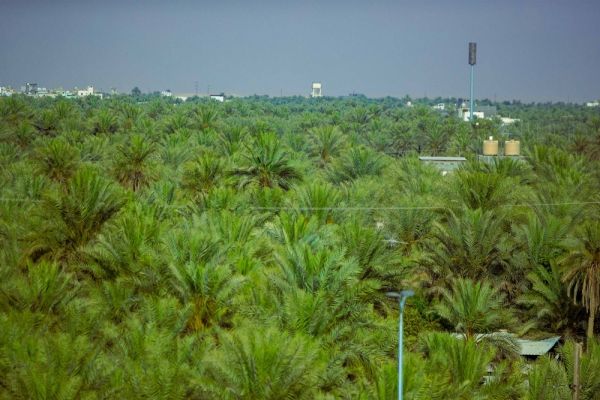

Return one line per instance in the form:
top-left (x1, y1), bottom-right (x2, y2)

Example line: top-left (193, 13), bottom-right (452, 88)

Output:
top-left (469, 43), bottom-right (476, 121)
top-left (195, 82), bottom-right (198, 97)
top-left (207, 85), bottom-right (209, 98)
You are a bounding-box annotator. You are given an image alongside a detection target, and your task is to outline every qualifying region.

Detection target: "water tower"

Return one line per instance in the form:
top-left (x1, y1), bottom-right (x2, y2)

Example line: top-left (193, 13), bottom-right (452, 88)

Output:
top-left (310, 82), bottom-right (322, 98)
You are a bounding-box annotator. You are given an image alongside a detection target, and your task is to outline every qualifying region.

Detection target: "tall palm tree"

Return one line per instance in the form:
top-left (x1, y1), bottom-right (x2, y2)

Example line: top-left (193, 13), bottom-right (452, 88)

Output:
top-left (433, 278), bottom-right (516, 341)
top-left (181, 153), bottom-right (224, 196)
top-left (25, 168), bottom-right (125, 265)
top-left (232, 132), bottom-right (302, 190)
top-left (308, 125), bottom-right (344, 167)
top-left (518, 262), bottom-right (584, 335)
top-left (561, 221), bottom-right (600, 339)
top-left (112, 134), bottom-right (158, 192)
top-left (424, 208), bottom-right (510, 284)
top-left (32, 139), bottom-right (81, 185)
top-left (201, 325), bottom-right (323, 400)
top-left (90, 108), bottom-right (118, 135)
top-left (328, 147), bottom-right (386, 183)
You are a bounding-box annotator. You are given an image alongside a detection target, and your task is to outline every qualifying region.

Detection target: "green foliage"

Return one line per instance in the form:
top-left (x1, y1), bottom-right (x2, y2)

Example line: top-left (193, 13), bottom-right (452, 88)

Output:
top-left (1, 95), bottom-right (600, 398)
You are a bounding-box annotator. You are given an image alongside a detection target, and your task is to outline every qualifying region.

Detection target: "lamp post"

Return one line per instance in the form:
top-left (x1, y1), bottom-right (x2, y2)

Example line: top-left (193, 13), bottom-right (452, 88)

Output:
top-left (386, 290), bottom-right (414, 400)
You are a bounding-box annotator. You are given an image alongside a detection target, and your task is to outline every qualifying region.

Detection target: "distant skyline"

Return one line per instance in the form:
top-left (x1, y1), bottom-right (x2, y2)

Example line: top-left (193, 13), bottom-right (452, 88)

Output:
top-left (1, 0), bottom-right (599, 102)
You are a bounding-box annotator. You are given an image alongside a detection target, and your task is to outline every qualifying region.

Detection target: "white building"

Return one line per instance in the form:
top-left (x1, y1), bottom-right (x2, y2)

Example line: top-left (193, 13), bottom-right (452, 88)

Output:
top-left (433, 103), bottom-right (445, 111)
top-left (310, 82), bottom-right (322, 98)
top-left (77, 85), bottom-right (102, 99)
top-left (161, 90), bottom-right (172, 97)
top-left (210, 94), bottom-right (224, 102)
top-left (500, 117), bottom-right (519, 125)
top-left (587, 101), bottom-right (599, 107)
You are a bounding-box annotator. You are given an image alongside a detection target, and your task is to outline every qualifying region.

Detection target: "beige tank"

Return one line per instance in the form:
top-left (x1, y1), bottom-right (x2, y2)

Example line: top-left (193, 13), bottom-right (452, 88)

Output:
top-left (483, 136), bottom-right (499, 155)
top-left (504, 140), bottom-right (520, 156)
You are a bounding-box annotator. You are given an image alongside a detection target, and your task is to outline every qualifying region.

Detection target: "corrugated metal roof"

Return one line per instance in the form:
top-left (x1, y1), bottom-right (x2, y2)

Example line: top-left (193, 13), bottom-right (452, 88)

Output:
top-left (453, 333), bottom-right (561, 356)
top-left (517, 337), bottom-right (561, 356)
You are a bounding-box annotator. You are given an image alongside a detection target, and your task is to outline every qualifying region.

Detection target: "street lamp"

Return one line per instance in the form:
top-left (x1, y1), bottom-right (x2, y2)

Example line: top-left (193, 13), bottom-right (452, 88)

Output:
top-left (386, 290), bottom-right (414, 400)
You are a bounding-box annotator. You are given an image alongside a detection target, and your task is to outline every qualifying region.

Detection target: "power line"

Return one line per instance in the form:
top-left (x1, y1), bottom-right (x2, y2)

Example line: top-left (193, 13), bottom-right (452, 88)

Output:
top-left (1, 197), bottom-right (598, 211)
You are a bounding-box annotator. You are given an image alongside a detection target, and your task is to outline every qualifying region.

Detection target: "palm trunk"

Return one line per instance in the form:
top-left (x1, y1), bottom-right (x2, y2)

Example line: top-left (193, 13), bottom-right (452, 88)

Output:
top-left (588, 298), bottom-right (596, 339)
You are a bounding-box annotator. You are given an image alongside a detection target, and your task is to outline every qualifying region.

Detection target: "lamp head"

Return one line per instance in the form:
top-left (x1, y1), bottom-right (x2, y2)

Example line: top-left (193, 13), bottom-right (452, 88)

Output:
top-left (386, 291), bottom-right (414, 299)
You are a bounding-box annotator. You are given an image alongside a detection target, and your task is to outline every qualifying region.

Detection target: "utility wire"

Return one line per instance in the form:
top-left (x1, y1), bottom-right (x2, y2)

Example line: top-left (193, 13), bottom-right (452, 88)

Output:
top-left (1, 197), bottom-right (598, 211)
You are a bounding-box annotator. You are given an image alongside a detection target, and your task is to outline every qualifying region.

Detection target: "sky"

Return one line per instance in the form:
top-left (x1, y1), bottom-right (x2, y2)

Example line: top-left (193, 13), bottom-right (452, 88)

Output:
top-left (1, 0), bottom-right (599, 102)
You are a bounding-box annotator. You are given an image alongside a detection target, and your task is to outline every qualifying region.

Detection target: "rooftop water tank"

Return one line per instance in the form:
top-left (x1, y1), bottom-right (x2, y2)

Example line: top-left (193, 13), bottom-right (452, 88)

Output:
top-left (483, 136), bottom-right (499, 155)
top-left (504, 140), bottom-right (520, 156)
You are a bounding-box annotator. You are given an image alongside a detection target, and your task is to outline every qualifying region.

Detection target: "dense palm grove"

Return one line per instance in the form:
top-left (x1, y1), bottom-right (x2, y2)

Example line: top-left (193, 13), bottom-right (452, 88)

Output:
top-left (2, 93), bottom-right (600, 399)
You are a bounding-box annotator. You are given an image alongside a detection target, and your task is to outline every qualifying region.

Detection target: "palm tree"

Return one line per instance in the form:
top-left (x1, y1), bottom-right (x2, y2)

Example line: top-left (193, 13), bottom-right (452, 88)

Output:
top-left (112, 134), bottom-right (158, 192)
top-left (25, 168), bottom-right (125, 265)
top-left (181, 153), bottom-right (224, 196)
top-left (1, 260), bottom-right (78, 314)
top-left (433, 278), bottom-right (516, 341)
top-left (424, 208), bottom-right (510, 284)
top-left (168, 261), bottom-right (245, 331)
top-left (33, 110), bottom-right (59, 136)
top-left (201, 325), bottom-right (323, 399)
top-left (518, 262), bottom-right (584, 335)
top-left (561, 221), bottom-right (600, 339)
top-left (308, 125), bottom-right (344, 167)
top-left (90, 108), bottom-right (118, 135)
top-left (32, 139), bottom-right (81, 185)
top-left (328, 147), bottom-right (386, 183)
top-left (118, 102), bottom-right (143, 132)
top-left (232, 132), bottom-right (302, 190)
top-left (292, 182), bottom-right (342, 223)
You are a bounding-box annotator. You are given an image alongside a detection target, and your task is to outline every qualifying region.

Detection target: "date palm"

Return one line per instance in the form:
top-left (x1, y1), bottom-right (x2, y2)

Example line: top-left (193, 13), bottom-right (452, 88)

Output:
top-left (112, 134), bottom-right (158, 192)
top-left (201, 325), bottom-right (323, 400)
top-left (90, 108), bottom-right (118, 135)
top-left (433, 278), bottom-right (517, 341)
top-left (25, 168), bottom-right (125, 265)
top-left (308, 125), bottom-right (344, 167)
top-left (181, 153), bottom-right (224, 196)
top-left (328, 147), bottom-right (386, 183)
top-left (561, 221), bottom-right (600, 338)
top-left (233, 132), bottom-right (302, 190)
top-left (32, 139), bottom-right (81, 185)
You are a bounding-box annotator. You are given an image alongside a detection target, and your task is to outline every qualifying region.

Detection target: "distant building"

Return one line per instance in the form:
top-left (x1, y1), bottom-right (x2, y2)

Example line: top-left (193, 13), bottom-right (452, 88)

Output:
top-left (457, 101), bottom-right (497, 121)
top-left (161, 90), bottom-right (172, 97)
top-left (0, 87), bottom-right (12, 96)
top-left (75, 85), bottom-right (102, 99)
top-left (310, 82), bottom-right (322, 98)
top-left (341, 92), bottom-right (363, 99)
top-left (210, 93), bottom-right (225, 102)
top-left (21, 83), bottom-right (37, 95)
top-left (500, 117), bottom-right (519, 125)
top-left (587, 101), bottom-right (599, 107)
top-left (433, 103), bottom-right (445, 111)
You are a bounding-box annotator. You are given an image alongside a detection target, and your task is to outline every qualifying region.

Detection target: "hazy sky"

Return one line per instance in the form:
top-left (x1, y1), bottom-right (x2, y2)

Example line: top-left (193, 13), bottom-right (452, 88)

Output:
top-left (1, 0), bottom-right (599, 102)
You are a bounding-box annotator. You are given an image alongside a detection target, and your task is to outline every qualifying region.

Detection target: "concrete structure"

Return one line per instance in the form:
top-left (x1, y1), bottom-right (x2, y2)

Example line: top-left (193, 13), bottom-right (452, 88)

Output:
top-left (0, 87), bottom-right (13, 96)
top-left (310, 82), bottom-right (322, 98)
top-left (161, 90), bottom-right (172, 97)
top-left (418, 156), bottom-right (467, 172)
top-left (21, 83), bottom-right (37, 95)
top-left (587, 101), bottom-right (599, 107)
top-left (433, 103), bottom-right (445, 111)
top-left (500, 117), bottom-right (519, 125)
top-left (77, 85), bottom-right (94, 96)
top-left (457, 101), bottom-right (498, 121)
top-left (210, 93), bottom-right (225, 102)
